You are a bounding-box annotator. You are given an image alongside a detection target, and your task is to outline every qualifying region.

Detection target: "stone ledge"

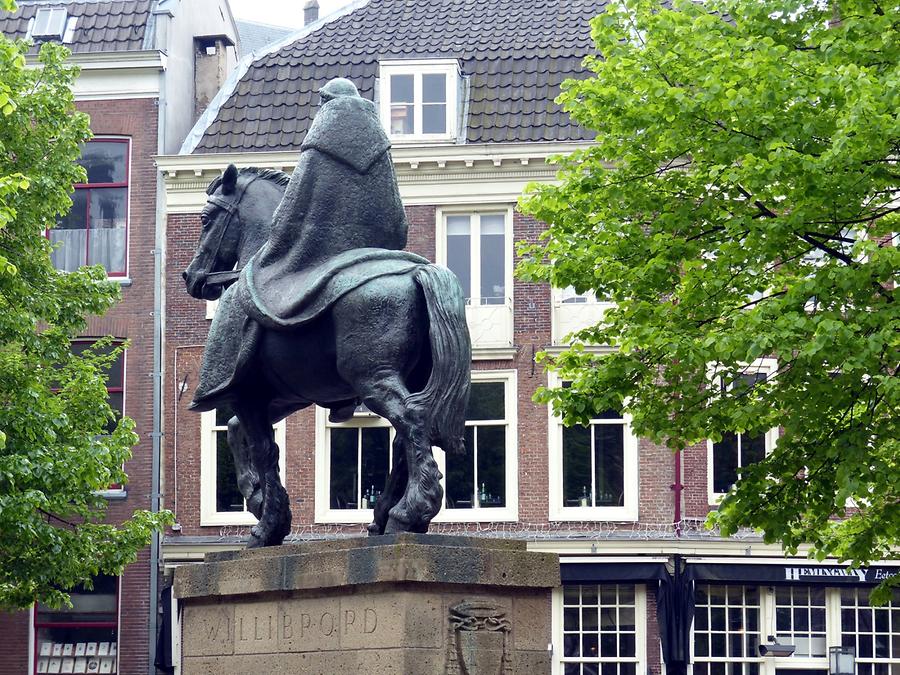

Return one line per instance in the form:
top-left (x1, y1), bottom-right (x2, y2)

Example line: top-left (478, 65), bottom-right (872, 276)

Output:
top-left (174, 534), bottom-right (559, 600)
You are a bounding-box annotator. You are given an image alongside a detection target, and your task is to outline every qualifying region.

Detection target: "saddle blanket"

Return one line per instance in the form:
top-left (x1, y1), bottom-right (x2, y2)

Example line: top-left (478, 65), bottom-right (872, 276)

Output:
top-left (190, 248), bottom-right (429, 411)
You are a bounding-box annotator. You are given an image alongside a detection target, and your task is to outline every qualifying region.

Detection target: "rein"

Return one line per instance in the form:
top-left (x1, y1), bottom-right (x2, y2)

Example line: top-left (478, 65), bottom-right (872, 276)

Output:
top-left (203, 173), bottom-right (261, 287)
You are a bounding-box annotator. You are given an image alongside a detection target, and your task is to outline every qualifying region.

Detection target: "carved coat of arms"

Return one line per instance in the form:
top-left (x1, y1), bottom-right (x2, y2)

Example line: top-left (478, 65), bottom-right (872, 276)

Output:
top-left (446, 599), bottom-right (512, 675)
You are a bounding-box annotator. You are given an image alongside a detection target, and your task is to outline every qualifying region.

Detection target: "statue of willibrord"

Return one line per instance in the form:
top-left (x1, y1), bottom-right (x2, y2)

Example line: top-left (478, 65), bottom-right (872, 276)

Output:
top-left (182, 78), bottom-right (471, 547)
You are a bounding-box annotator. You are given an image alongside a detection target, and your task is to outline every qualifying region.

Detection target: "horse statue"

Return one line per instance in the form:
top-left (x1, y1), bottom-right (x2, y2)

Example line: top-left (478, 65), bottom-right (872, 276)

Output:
top-left (182, 164), bottom-right (471, 547)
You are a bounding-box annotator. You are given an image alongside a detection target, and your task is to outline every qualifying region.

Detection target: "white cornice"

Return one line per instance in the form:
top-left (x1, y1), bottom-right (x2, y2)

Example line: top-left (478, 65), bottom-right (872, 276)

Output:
top-left (157, 142), bottom-right (588, 212)
top-left (27, 49), bottom-right (166, 71)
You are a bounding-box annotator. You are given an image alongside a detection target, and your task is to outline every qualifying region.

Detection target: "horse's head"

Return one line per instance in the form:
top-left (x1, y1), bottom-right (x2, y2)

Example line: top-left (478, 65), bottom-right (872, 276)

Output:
top-left (183, 164), bottom-right (288, 300)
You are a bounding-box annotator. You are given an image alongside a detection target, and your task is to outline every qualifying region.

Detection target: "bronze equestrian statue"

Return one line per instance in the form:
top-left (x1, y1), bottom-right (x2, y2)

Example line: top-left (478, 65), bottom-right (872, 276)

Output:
top-left (182, 78), bottom-right (471, 547)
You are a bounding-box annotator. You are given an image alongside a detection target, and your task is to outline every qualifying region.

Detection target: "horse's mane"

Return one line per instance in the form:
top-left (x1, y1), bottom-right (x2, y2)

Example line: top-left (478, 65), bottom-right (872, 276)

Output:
top-left (205, 167), bottom-right (291, 195)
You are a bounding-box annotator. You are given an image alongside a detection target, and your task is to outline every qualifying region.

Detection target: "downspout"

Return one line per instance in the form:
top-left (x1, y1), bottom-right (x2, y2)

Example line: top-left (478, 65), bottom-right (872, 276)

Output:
top-left (672, 448), bottom-right (683, 537)
top-left (149, 52), bottom-right (167, 675)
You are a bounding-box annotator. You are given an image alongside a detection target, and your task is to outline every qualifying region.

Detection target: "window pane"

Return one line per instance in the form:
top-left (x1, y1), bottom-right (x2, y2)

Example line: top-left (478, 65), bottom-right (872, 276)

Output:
top-left (215, 404), bottom-right (234, 427)
top-left (360, 427), bottom-right (390, 506)
top-left (742, 432), bottom-right (766, 467)
top-left (51, 190), bottom-right (89, 271)
top-left (329, 428), bottom-right (358, 509)
top-left (447, 426), bottom-right (475, 508)
top-left (713, 432), bottom-right (739, 493)
top-left (446, 215), bottom-right (471, 300)
top-left (390, 104), bottom-right (414, 134)
top-left (466, 381), bottom-right (505, 420)
top-left (423, 73), bottom-right (446, 102)
top-left (37, 575), bottom-right (118, 623)
top-left (390, 74), bottom-right (413, 102)
top-left (476, 425), bottom-right (506, 507)
top-left (594, 424), bottom-right (624, 506)
top-left (105, 391), bottom-right (123, 435)
top-left (79, 141), bottom-right (127, 184)
top-left (480, 215), bottom-right (505, 304)
top-left (88, 187), bottom-right (127, 271)
top-left (422, 103), bottom-right (446, 134)
top-left (563, 425), bottom-right (591, 505)
top-left (216, 429), bottom-right (244, 512)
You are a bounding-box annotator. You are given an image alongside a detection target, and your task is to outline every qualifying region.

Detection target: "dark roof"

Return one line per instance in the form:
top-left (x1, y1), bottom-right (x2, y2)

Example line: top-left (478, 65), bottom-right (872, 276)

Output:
top-left (0, 0), bottom-right (153, 54)
top-left (235, 19), bottom-right (293, 58)
top-left (192, 0), bottom-right (605, 154)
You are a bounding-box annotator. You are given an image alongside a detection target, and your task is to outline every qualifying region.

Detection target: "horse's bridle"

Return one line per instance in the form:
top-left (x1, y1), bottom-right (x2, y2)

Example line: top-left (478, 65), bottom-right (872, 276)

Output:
top-left (202, 173), bottom-right (262, 274)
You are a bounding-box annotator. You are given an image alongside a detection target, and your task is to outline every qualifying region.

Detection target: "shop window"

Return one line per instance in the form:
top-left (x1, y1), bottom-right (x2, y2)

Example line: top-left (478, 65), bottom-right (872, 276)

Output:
top-left (708, 360), bottom-right (778, 502)
top-left (199, 407), bottom-right (286, 526)
top-left (693, 585), bottom-right (762, 675)
top-left (34, 575), bottom-right (119, 674)
top-left (434, 371), bottom-right (518, 522)
top-left (378, 60), bottom-right (458, 141)
top-left (840, 587), bottom-right (900, 675)
top-left (774, 586), bottom-right (827, 658)
top-left (548, 376), bottom-right (639, 521)
top-left (558, 584), bottom-right (645, 675)
top-left (49, 139), bottom-right (129, 276)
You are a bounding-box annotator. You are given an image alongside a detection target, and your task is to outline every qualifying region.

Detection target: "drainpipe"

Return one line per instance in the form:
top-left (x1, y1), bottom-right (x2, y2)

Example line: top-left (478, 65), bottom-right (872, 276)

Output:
top-left (149, 59), bottom-right (167, 675)
top-left (672, 449), bottom-right (683, 537)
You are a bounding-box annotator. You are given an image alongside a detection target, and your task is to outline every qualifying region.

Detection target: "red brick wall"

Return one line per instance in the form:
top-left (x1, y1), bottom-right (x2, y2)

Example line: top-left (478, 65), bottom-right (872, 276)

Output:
top-left (0, 610), bottom-right (31, 675)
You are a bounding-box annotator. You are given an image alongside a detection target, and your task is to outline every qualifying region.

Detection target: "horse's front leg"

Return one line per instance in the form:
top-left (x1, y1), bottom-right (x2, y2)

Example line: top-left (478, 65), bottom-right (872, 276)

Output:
top-left (233, 403), bottom-right (291, 547)
top-left (226, 415), bottom-right (262, 519)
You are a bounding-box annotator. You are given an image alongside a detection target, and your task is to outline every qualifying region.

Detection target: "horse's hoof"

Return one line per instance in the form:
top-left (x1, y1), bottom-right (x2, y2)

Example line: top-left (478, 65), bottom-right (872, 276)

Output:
top-left (367, 521), bottom-right (383, 536)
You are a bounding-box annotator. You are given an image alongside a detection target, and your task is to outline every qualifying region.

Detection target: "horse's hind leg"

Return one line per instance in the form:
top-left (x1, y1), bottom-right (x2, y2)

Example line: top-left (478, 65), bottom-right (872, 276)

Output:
top-left (233, 403), bottom-right (291, 547)
top-left (368, 441), bottom-right (407, 535)
top-left (355, 372), bottom-right (442, 534)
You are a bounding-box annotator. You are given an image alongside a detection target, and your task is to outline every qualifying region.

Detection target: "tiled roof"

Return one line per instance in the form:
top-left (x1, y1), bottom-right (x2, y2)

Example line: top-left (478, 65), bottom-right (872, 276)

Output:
top-left (191, 0), bottom-right (606, 154)
top-left (0, 0), bottom-right (153, 54)
top-left (235, 19), bottom-right (293, 58)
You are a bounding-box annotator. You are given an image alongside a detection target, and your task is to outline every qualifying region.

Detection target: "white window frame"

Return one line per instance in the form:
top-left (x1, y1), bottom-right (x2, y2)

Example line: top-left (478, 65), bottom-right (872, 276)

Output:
top-left (378, 59), bottom-right (459, 143)
top-left (551, 583), bottom-right (647, 675)
top-left (433, 369), bottom-right (519, 523)
top-left (314, 406), bottom-right (395, 524)
top-left (199, 410), bottom-right (287, 526)
top-left (547, 372), bottom-right (640, 522)
top-left (707, 358), bottom-right (779, 505)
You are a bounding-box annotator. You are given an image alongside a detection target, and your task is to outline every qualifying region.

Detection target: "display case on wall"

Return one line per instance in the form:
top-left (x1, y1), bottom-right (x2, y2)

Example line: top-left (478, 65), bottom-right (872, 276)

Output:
top-left (34, 575), bottom-right (118, 674)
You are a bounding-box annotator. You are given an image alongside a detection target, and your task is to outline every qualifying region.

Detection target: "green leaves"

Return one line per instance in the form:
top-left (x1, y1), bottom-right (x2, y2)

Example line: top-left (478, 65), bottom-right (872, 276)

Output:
top-left (0, 33), bottom-right (171, 610)
top-left (521, 0), bottom-right (899, 586)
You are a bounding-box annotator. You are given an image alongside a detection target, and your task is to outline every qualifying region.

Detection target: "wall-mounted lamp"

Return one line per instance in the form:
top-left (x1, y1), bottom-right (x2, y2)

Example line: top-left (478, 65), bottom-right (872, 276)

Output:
top-left (829, 646), bottom-right (856, 675)
top-left (758, 636), bottom-right (797, 657)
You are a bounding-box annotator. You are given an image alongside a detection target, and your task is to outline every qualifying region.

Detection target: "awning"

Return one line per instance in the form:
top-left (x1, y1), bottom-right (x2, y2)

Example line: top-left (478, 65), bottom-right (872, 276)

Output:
top-left (560, 559), bottom-right (668, 585)
top-left (687, 562), bottom-right (900, 586)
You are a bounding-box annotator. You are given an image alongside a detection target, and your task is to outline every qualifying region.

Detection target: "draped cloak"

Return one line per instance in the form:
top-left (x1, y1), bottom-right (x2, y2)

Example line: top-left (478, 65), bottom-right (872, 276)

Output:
top-left (241, 93), bottom-right (408, 328)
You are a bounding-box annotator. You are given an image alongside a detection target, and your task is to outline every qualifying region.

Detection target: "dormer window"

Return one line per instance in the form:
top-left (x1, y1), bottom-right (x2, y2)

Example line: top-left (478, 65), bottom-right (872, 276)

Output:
top-left (29, 7), bottom-right (68, 40)
top-left (379, 59), bottom-right (459, 142)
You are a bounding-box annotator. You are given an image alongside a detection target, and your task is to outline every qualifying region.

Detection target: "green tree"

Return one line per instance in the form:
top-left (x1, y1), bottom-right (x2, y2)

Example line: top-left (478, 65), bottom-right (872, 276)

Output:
top-left (0, 0), bottom-right (170, 610)
top-left (519, 0), bottom-right (899, 591)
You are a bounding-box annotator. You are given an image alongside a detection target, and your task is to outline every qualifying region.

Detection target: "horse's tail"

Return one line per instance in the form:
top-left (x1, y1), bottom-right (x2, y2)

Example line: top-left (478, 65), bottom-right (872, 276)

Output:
top-left (406, 264), bottom-right (471, 455)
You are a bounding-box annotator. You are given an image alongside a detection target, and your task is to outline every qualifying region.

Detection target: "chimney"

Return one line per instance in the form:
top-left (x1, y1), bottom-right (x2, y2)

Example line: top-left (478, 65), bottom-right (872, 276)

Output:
top-left (194, 35), bottom-right (235, 121)
top-left (304, 0), bottom-right (319, 25)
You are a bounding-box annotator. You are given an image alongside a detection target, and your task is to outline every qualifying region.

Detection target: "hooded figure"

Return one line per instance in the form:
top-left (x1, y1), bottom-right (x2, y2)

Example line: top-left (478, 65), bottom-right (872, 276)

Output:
top-left (243, 78), bottom-right (408, 326)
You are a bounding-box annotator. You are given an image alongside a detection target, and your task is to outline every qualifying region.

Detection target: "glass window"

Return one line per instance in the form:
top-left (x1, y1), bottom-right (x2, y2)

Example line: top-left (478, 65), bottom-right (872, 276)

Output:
top-left (561, 584), bottom-right (641, 675)
top-left (693, 584), bottom-right (762, 675)
top-left (444, 212), bottom-right (507, 306)
top-left (422, 73), bottom-right (447, 134)
top-left (563, 411), bottom-right (626, 509)
top-left (379, 62), bottom-right (456, 139)
top-left (445, 381), bottom-right (507, 510)
top-left (710, 370), bottom-right (771, 496)
top-left (49, 139), bottom-right (129, 276)
top-left (840, 587), bottom-right (900, 675)
top-left (389, 74), bottom-right (414, 135)
top-left (71, 341), bottom-right (124, 436)
top-left (774, 586), bottom-right (827, 658)
top-left (328, 425), bottom-right (392, 510)
top-left (34, 575), bottom-right (119, 675)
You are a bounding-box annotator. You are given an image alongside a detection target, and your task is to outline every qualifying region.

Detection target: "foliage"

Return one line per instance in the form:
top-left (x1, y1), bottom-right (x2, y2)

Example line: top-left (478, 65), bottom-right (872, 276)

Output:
top-left (519, 0), bottom-right (899, 593)
top-left (0, 4), bottom-right (171, 610)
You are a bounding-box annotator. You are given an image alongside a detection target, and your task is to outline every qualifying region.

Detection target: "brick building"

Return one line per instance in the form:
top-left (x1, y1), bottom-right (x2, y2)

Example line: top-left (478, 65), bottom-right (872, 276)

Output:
top-left (0, 1), bottom-right (239, 673)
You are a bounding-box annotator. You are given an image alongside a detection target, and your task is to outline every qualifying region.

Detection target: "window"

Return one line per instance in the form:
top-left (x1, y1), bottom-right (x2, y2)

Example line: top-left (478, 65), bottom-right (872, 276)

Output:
top-left (548, 376), bottom-right (639, 521)
top-left (199, 407), bottom-right (286, 526)
top-left (438, 207), bottom-right (514, 352)
top-left (434, 371), bottom-right (518, 522)
top-left (693, 585), bottom-right (762, 675)
top-left (555, 584), bottom-right (646, 675)
top-left (30, 7), bottom-right (67, 39)
top-left (50, 139), bottom-right (129, 276)
top-left (316, 372), bottom-right (518, 524)
top-left (34, 575), bottom-right (119, 675)
top-left (71, 340), bottom-right (124, 436)
top-left (840, 587), bottom-right (900, 675)
top-left (708, 360), bottom-right (778, 502)
top-left (379, 60), bottom-right (458, 141)
top-left (551, 287), bottom-right (615, 347)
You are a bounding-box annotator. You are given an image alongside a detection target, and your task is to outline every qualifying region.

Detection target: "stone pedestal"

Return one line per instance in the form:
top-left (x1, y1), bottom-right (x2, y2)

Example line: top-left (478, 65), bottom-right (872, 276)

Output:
top-left (174, 533), bottom-right (559, 674)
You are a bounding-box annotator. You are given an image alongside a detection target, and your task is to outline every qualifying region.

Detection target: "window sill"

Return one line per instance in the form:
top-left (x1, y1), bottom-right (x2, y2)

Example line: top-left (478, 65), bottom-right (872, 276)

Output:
top-left (549, 506), bottom-right (638, 522)
top-left (388, 135), bottom-right (458, 145)
top-left (316, 508), bottom-right (518, 525)
top-left (200, 512), bottom-right (257, 527)
top-left (112, 277), bottom-right (132, 287)
top-left (96, 488), bottom-right (127, 500)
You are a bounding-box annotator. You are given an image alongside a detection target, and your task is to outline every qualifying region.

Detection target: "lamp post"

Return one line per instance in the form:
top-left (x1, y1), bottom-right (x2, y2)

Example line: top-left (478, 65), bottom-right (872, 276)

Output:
top-left (829, 646), bottom-right (856, 675)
